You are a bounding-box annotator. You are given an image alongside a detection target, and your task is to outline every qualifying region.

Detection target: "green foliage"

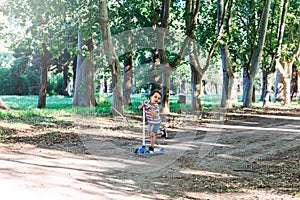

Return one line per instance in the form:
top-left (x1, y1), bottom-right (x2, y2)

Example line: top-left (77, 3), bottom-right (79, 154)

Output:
top-left (47, 74), bottom-right (65, 96)
top-left (0, 52), bottom-right (13, 68)
top-left (8, 43), bottom-right (39, 95)
top-left (0, 68), bottom-right (11, 95)
top-left (0, 0), bottom-right (299, 111)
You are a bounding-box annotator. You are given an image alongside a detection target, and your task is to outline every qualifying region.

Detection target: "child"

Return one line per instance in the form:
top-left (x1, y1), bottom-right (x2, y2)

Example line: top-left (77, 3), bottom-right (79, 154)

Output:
top-left (138, 89), bottom-right (167, 151)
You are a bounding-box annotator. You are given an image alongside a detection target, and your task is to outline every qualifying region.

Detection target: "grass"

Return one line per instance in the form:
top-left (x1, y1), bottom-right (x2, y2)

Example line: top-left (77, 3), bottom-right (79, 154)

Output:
top-left (0, 94), bottom-right (299, 120)
top-left (0, 95), bottom-right (73, 120)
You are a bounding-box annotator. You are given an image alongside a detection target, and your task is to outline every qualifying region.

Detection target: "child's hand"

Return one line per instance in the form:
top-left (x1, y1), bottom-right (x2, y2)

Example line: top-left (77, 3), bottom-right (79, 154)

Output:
top-left (138, 105), bottom-right (143, 110)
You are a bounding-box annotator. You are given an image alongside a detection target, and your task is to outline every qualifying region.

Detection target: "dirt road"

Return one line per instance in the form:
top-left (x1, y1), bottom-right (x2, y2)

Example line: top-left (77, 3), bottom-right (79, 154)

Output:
top-left (0, 108), bottom-right (299, 199)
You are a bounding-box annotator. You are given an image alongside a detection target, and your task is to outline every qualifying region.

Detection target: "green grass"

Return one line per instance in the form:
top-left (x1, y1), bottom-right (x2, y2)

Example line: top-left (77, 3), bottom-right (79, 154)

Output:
top-left (0, 94), bottom-right (299, 120)
top-left (1, 95), bottom-right (73, 110)
top-left (0, 95), bottom-right (73, 119)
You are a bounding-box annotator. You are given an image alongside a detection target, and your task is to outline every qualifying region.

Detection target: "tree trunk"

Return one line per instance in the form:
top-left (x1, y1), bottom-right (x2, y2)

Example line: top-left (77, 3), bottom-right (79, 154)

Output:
top-left (281, 62), bottom-right (292, 106)
top-left (219, 0), bottom-right (234, 109)
top-left (272, 0), bottom-right (300, 106)
top-left (37, 42), bottom-right (49, 109)
top-left (291, 64), bottom-right (298, 101)
top-left (243, 0), bottom-right (271, 107)
top-left (99, 0), bottom-right (124, 116)
top-left (262, 67), bottom-right (274, 107)
top-left (191, 65), bottom-right (202, 111)
top-left (72, 58), bottom-right (96, 107)
top-left (150, 48), bottom-right (162, 91)
top-left (122, 53), bottom-right (133, 105)
top-left (72, 56), bottom-right (77, 88)
top-left (73, 36), bottom-right (96, 107)
top-left (189, 41), bottom-right (202, 111)
top-left (231, 76), bottom-right (238, 103)
top-left (161, 65), bottom-right (172, 113)
top-left (0, 98), bottom-right (9, 110)
top-left (63, 65), bottom-right (69, 96)
top-left (274, 69), bottom-right (284, 101)
top-left (220, 40), bottom-right (233, 108)
top-left (261, 66), bottom-right (267, 101)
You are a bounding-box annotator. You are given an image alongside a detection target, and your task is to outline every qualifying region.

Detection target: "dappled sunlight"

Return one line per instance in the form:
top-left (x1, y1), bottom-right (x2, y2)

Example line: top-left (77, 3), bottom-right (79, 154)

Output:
top-left (184, 190), bottom-right (296, 200)
top-left (228, 112), bottom-right (300, 121)
top-left (196, 142), bottom-right (235, 148)
top-left (215, 153), bottom-right (246, 161)
top-left (180, 169), bottom-right (238, 178)
top-left (181, 124), bottom-right (225, 132)
top-left (0, 121), bottom-right (32, 131)
top-left (0, 144), bottom-right (161, 200)
top-left (221, 124), bottom-right (300, 133)
top-left (1, 105), bottom-right (299, 199)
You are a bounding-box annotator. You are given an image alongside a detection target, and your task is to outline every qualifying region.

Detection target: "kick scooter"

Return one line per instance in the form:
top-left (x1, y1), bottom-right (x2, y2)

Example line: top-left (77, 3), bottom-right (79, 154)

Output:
top-left (135, 106), bottom-right (165, 158)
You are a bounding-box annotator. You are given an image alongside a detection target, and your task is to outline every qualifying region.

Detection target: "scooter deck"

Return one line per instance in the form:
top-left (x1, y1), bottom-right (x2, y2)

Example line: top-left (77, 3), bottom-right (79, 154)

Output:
top-left (143, 148), bottom-right (165, 158)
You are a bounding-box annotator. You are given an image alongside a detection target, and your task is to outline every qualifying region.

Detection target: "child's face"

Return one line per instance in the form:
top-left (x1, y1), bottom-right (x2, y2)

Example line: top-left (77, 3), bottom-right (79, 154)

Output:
top-left (149, 92), bottom-right (161, 104)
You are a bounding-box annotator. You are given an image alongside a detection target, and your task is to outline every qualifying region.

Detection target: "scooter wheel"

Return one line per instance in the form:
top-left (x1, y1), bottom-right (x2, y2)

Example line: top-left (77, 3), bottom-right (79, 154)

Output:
top-left (134, 148), bottom-right (139, 153)
top-left (144, 150), bottom-right (150, 158)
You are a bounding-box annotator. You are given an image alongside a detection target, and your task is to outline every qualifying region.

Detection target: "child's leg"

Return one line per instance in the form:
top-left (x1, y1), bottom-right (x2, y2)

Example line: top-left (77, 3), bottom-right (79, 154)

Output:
top-left (150, 132), bottom-right (156, 147)
top-left (149, 123), bottom-right (160, 150)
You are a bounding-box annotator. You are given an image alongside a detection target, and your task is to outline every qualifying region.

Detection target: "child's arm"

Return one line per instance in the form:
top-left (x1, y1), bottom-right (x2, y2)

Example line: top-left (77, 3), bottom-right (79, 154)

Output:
top-left (138, 101), bottom-right (146, 110)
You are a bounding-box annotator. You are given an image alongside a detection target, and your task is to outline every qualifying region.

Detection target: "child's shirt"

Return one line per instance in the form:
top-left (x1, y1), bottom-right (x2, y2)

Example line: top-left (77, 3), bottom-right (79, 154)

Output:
top-left (142, 100), bottom-right (161, 123)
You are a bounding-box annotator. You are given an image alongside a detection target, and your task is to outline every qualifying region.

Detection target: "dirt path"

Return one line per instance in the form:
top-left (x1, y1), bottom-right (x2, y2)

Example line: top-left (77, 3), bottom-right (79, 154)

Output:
top-left (0, 109), bottom-right (299, 199)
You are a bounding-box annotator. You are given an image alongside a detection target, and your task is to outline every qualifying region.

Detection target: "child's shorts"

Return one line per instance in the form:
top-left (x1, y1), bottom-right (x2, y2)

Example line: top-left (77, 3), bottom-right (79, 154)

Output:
top-left (148, 122), bottom-right (160, 134)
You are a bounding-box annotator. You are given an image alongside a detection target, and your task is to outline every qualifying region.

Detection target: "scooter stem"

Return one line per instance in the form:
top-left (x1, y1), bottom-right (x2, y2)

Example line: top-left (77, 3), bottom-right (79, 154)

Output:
top-left (142, 106), bottom-right (146, 146)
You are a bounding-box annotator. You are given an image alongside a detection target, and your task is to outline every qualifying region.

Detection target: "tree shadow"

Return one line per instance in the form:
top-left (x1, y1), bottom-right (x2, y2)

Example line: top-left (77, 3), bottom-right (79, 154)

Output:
top-left (0, 110), bottom-right (299, 199)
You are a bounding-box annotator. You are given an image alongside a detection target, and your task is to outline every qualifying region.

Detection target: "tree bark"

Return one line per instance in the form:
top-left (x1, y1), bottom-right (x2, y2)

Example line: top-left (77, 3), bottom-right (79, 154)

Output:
top-left (37, 42), bottom-right (49, 109)
top-left (220, 40), bottom-right (233, 108)
top-left (0, 98), bottom-right (9, 110)
top-left (261, 65), bottom-right (274, 107)
top-left (99, 0), bottom-right (124, 116)
top-left (243, 0), bottom-right (271, 107)
top-left (62, 49), bottom-right (71, 96)
top-left (150, 48), bottom-right (162, 91)
top-left (189, 43), bottom-right (203, 111)
top-left (275, 2), bottom-right (300, 106)
top-left (123, 53), bottom-right (133, 105)
top-left (72, 35), bottom-right (96, 107)
top-left (281, 62), bottom-right (292, 106)
top-left (274, 69), bottom-right (284, 101)
top-left (291, 64), bottom-right (298, 101)
top-left (219, 0), bottom-right (234, 109)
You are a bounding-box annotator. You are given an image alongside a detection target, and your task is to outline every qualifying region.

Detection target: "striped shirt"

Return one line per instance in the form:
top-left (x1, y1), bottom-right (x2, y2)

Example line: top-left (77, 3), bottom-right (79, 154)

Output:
top-left (142, 100), bottom-right (161, 123)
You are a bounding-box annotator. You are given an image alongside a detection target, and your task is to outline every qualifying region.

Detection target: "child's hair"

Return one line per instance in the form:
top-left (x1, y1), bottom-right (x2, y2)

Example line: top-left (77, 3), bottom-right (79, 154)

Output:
top-left (149, 89), bottom-right (162, 98)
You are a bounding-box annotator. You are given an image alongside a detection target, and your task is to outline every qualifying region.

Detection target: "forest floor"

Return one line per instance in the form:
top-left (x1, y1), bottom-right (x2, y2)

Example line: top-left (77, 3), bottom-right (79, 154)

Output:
top-left (0, 107), bottom-right (299, 200)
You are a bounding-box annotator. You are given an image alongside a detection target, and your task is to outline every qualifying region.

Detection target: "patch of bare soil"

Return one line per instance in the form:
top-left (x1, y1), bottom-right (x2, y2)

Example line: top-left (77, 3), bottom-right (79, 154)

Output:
top-left (0, 108), bottom-right (299, 200)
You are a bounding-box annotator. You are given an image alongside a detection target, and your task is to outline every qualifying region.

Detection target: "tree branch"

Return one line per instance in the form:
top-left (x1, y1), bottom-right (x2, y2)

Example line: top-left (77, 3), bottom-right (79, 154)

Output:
top-left (170, 36), bottom-right (191, 68)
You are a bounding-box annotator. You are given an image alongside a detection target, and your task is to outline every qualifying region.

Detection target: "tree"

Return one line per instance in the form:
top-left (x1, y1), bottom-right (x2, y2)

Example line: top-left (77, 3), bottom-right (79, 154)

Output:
top-left (219, 0), bottom-right (235, 109)
top-left (242, 0), bottom-right (271, 107)
top-left (72, 0), bottom-right (98, 107)
top-left (155, 0), bottom-right (190, 113)
top-left (72, 35), bottom-right (96, 107)
top-left (123, 52), bottom-right (133, 105)
top-left (99, 0), bottom-right (124, 116)
top-left (185, 0), bottom-right (203, 111)
top-left (273, 0), bottom-right (300, 106)
top-left (186, 0), bottom-right (226, 111)
top-left (3, 0), bottom-right (78, 108)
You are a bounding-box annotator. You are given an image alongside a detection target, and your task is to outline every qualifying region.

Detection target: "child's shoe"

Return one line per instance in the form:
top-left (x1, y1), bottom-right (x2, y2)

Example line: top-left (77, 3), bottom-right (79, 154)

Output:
top-left (148, 146), bottom-right (154, 151)
top-left (161, 128), bottom-right (168, 139)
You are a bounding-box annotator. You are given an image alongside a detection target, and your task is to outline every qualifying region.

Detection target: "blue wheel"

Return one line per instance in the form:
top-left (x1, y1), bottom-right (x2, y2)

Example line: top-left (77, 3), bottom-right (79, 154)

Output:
top-left (144, 150), bottom-right (150, 158)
